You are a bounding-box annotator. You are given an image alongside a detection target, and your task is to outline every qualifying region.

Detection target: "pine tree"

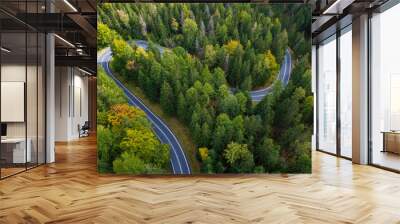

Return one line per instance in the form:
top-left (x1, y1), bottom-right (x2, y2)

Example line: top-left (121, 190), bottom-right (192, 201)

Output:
top-left (160, 81), bottom-right (175, 115)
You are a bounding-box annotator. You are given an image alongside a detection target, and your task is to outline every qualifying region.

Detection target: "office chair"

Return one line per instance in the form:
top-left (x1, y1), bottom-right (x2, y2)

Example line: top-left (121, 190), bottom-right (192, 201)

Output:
top-left (79, 121), bottom-right (90, 138)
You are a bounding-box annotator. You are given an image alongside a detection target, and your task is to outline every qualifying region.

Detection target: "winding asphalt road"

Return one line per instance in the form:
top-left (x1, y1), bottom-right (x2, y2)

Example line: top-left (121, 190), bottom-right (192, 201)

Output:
top-left (131, 40), bottom-right (292, 101)
top-left (97, 41), bottom-right (292, 174)
top-left (250, 49), bottom-right (292, 101)
top-left (98, 48), bottom-right (191, 175)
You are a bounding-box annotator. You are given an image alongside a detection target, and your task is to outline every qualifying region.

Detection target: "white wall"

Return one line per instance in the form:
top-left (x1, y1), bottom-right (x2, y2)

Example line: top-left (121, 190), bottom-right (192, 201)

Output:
top-left (1, 63), bottom-right (46, 164)
top-left (55, 67), bottom-right (89, 141)
top-left (72, 72), bottom-right (89, 138)
top-left (55, 66), bottom-right (70, 141)
top-left (0, 65), bottom-right (42, 137)
top-left (1, 65), bottom-right (26, 139)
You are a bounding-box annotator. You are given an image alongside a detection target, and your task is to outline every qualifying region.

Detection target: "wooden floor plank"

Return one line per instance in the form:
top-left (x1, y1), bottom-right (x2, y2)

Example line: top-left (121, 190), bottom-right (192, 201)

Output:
top-left (0, 136), bottom-right (399, 223)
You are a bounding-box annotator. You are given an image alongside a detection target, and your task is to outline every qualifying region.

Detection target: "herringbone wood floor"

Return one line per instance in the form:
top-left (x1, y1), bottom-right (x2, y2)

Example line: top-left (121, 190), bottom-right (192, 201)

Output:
top-left (0, 136), bottom-right (399, 224)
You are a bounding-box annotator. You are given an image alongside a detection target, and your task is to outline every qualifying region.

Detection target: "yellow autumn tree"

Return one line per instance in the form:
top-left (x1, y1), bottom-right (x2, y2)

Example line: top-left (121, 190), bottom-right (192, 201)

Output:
top-left (120, 129), bottom-right (169, 169)
top-left (134, 46), bottom-right (149, 59)
top-left (198, 147), bottom-right (209, 161)
top-left (264, 50), bottom-right (279, 84)
top-left (224, 40), bottom-right (243, 55)
top-left (107, 104), bottom-right (146, 126)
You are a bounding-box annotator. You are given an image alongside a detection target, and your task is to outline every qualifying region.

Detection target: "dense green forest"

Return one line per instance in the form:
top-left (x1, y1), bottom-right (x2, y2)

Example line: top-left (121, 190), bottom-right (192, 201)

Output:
top-left (98, 3), bottom-right (312, 173)
top-left (97, 67), bottom-right (170, 174)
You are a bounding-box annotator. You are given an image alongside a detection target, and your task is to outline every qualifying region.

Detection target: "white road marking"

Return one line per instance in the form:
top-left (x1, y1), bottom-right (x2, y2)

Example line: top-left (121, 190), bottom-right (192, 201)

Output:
top-left (100, 50), bottom-right (189, 174)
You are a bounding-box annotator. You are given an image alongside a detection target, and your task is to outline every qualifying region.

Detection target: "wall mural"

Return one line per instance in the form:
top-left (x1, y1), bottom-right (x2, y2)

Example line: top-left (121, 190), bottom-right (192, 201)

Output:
top-left (97, 3), bottom-right (312, 174)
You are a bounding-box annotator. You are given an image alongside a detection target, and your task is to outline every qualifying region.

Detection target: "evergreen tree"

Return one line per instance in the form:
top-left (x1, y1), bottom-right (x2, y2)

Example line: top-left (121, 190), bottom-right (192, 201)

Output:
top-left (99, 3), bottom-right (312, 174)
top-left (224, 142), bottom-right (254, 173)
top-left (160, 81), bottom-right (175, 115)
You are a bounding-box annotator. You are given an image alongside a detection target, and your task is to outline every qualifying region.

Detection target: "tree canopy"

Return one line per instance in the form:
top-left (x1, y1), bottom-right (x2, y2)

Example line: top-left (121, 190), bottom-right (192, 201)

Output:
top-left (98, 3), bottom-right (312, 173)
top-left (97, 67), bottom-right (170, 174)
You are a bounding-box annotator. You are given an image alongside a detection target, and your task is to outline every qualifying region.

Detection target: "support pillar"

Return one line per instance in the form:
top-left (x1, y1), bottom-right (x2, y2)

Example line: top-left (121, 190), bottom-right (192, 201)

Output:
top-left (352, 14), bottom-right (369, 164)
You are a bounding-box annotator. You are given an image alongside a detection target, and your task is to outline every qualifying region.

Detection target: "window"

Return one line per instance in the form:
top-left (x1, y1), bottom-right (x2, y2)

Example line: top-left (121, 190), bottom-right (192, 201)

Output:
top-left (370, 3), bottom-right (400, 171)
top-left (318, 35), bottom-right (337, 154)
top-left (339, 27), bottom-right (352, 158)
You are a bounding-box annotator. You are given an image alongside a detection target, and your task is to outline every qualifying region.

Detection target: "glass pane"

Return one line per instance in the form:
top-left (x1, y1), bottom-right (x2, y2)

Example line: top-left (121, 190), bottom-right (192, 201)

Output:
top-left (318, 36), bottom-right (337, 154)
top-left (27, 31), bottom-right (38, 169)
top-left (38, 32), bottom-right (45, 165)
top-left (1, 30), bottom-right (27, 177)
top-left (0, 1), bottom-right (46, 178)
top-left (312, 45), bottom-right (317, 151)
top-left (371, 4), bottom-right (400, 171)
top-left (340, 28), bottom-right (352, 158)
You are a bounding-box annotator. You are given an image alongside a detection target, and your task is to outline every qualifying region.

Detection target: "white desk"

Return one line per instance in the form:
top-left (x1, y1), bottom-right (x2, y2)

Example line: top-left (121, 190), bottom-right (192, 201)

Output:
top-left (1, 138), bottom-right (31, 163)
